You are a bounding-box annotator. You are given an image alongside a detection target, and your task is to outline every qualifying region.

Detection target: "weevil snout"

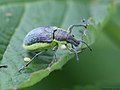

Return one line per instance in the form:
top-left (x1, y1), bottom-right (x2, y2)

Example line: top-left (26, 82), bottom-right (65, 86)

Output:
top-left (67, 34), bottom-right (80, 47)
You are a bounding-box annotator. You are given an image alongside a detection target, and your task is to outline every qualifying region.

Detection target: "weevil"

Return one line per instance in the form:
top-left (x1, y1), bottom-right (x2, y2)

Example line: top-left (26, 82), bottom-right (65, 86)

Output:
top-left (19, 19), bottom-right (92, 72)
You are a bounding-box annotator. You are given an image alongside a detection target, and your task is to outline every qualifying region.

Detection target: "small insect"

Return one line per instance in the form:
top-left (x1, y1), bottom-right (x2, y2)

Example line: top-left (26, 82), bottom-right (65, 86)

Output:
top-left (19, 19), bottom-right (92, 72)
top-left (0, 65), bottom-right (8, 68)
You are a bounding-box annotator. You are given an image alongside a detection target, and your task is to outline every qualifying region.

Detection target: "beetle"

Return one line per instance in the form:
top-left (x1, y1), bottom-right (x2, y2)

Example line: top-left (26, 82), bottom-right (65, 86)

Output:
top-left (19, 19), bottom-right (92, 72)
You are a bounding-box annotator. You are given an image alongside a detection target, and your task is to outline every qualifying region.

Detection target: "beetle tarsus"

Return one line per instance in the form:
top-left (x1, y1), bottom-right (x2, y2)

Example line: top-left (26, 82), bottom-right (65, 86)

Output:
top-left (18, 66), bottom-right (25, 72)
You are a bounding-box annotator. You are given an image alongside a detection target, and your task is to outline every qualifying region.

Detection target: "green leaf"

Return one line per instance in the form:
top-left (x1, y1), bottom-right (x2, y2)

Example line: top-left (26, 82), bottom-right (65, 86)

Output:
top-left (0, 0), bottom-right (114, 89)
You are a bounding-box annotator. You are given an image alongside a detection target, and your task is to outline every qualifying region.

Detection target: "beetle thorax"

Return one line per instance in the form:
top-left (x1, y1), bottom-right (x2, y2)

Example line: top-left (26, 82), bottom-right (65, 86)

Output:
top-left (54, 30), bottom-right (68, 41)
top-left (54, 30), bottom-right (80, 46)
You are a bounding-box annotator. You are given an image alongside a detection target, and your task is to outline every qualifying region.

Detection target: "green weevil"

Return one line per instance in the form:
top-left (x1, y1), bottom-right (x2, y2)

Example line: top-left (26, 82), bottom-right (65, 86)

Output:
top-left (19, 19), bottom-right (92, 72)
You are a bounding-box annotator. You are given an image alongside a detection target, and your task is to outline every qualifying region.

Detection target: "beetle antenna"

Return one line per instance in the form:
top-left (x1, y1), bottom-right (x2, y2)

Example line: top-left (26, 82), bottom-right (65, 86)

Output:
top-left (80, 40), bottom-right (92, 51)
top-left (68, 19), bottom-right (89, 34)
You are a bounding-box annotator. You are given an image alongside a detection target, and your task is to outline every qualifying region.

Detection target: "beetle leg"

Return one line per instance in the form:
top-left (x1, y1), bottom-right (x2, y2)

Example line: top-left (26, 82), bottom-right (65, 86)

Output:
top-left (18, 50), bottom-right (45, 72)
top-left (48, 43), bottom-right (58, 68)
top-left (71, 45), bottom-right (79, 61)
top-left (52, 43), bottom-right (58, 51)
top-left (52, 43), bottom-right (58, 61)
top-left (68, 19), bottom-right (89, 34)
top-left (65, 44), bottom-right (79, 61)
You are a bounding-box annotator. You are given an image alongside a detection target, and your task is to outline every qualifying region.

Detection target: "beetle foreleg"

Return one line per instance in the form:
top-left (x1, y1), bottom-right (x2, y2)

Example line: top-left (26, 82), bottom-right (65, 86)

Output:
top-left (65, 44), bottom-right (79, 61)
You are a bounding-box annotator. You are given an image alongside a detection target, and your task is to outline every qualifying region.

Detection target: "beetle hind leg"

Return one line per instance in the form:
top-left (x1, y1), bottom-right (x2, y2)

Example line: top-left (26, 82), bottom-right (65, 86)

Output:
top-left (18, 50), bottom-right (45, 72)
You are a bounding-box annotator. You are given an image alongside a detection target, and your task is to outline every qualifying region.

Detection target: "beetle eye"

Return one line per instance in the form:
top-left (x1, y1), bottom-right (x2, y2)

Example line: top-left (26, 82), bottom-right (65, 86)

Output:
top-left (72, 34), bottom-right (74, 37)
top-left (82, 19), bottom-right (86, 22)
